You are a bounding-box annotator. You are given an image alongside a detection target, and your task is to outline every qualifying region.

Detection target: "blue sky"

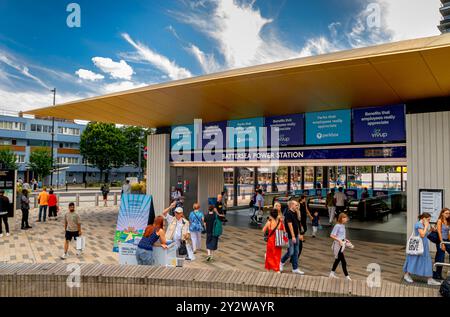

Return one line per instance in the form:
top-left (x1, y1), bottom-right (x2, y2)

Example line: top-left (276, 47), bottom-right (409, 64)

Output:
top-left (0, 0), bottom-right (442, 112)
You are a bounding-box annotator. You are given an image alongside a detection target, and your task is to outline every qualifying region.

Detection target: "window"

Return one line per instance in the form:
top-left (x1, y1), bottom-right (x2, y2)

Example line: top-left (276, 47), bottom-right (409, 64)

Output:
top-left (57, 157), bottom-right (80, 165)
top-left (15, 155), bottom-right (25, 164)
top-left (11, 140), bottom-right (17, 145)
top-left (0, 121), bottom-right (26, 131)
top-left (58, 127), bottom-right (80, 136)
top-left (31, 124), bottom-right (53, 133)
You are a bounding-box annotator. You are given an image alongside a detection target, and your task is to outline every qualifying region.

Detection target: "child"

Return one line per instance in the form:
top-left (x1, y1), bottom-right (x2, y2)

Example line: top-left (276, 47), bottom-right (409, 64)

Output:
top-left (311, 211), bottom-right (320, 238)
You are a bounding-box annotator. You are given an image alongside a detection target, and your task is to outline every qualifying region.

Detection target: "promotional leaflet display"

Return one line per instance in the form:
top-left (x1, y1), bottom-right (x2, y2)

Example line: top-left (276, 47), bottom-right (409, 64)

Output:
top-left (113, 194), bottom-right (155, 259)
top-left (353, 104), bottom-right (406, 143)
top-left (0, 170), bottom-right (16, 217)
top-left (306, 110), bottom-right (351, 145)
top-left (202, 121), bottom-right (227, 149)
top-left (419, 189), bottom-right (444, 223)
top-left (227, 117), bottom-right (264, 149)
top-left (266, 114), bottom-right (304, 147)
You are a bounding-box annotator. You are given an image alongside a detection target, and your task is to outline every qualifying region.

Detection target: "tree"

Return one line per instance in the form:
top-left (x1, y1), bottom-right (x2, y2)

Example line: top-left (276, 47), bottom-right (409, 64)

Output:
top-left (80, 122), bottom-right (127, 182)
top-left (121, 126), bottom-right (149, 167)
top-left (28, 149), bottom-right (52, 182)
top-left (0, 148), bottom-right (18, 170)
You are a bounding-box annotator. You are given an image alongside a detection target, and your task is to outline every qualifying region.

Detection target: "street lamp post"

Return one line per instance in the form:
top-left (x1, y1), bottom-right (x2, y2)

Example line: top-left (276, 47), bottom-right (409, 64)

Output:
top-left (50, 88), bottom-right (56, 188)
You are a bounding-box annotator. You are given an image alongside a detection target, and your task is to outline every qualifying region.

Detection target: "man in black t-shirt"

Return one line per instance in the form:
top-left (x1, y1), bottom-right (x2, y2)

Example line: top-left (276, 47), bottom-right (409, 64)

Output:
top-left (280, 200), bottom-right (304, 275)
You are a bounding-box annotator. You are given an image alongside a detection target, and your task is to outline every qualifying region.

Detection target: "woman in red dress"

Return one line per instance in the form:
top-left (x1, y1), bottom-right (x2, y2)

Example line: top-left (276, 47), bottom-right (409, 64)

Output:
top-left (263, 209), bottom-right (285, 273)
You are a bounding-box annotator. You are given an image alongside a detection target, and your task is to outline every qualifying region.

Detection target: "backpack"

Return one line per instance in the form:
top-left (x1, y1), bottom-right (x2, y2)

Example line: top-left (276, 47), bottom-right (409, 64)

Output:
top-left (440, 277), bottom-right (450, 298)
top-left (213, 215), bottom-right (223, 238)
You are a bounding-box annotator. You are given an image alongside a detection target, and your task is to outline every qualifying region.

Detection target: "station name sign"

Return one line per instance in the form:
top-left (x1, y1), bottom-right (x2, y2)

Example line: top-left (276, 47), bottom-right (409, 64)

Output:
top-left (170, 146), bottom-right (407, 163)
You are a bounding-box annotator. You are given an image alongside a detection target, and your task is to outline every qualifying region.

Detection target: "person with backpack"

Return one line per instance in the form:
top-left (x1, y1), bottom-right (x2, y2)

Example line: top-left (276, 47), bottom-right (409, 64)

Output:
top-left (189, 203), bottom-right (205, 253)
top-left (263, 209), bottom-right (286, 273)
top-left (403, 213), bottom-right (442, 286)
top-left (205, 205), bottom-right (222, 262)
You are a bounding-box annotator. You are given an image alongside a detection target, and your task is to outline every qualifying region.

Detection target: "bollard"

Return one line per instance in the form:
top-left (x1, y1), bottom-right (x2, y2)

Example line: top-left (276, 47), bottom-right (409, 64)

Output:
top-left (95, 193), bottom-right (99, 207)
top-left (76, 193), bottom-right (80, 207)
top-left (114, 193), bottom-right (118, 206)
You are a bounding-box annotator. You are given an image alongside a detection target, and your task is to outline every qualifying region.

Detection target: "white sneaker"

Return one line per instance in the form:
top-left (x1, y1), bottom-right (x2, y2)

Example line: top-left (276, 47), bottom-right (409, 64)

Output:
top-left (292, 269), bottom-right (305, 275)
top-left (345, 276), bottom-right (352, 281)
top-left (329, 271), bottom-right (339, 279)
top-left (427, 278), bottom-right (442, 286)
top-left (279, 262), bottom-right (285, 272)
top-left (403, 274), bottom-right (413, 283)
top-left (0, 233), bottom-right (3, 238)
top-left (60, 253), bottom-right (68, 260)
top-left (76, 250), bottom-right (82, 257)
top-left (6, 233), bottom-right (9, 237)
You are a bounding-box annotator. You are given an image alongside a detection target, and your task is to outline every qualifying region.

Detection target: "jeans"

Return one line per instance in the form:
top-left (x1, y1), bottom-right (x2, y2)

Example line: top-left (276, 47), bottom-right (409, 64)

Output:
top-left (328, 207), bottom-right (336, 223)
top-left (38, 205), bottom-right (48, 221)
top-left (136, 247), bottom-right (154, 265)
top-left (0, 214), bottom-right (9, 234)
top-left (281, 238), bottom-right (300, 270)
top-left (433, 240), bottom-right (450, 279)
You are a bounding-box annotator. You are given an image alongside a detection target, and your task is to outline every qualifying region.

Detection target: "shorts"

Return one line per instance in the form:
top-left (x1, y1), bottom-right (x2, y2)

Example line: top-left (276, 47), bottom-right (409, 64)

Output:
top-left (65, 231), bottom-right (79, 241)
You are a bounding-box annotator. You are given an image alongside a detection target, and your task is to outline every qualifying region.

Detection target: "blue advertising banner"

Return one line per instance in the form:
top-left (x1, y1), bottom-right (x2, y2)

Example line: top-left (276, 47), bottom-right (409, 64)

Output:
top-left (306, 110), bottom-right (351, 145)
top-left (171, 124), bottom-right (196, 151)
top-left (113, 194), bottom-right (154, 253)
top-left (203, 121), bottom-right (227, 149)
top-left (353, 104), bottom-right (406, 143)
top-left (266, 114), bottom-right (304, 147)
top-left (228, 117), bottom-right (264, 149)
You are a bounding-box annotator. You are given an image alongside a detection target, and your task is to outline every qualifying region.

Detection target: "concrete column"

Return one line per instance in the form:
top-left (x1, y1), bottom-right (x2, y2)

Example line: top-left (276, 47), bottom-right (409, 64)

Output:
top-left (146, 134), bottom-right (170, 216)
top-left (198, 167), bottom-right (224, 211)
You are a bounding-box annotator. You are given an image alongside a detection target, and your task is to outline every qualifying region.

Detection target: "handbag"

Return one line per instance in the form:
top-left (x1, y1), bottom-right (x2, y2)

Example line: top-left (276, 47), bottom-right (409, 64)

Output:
top-left (406, 232), bottom-right (424, 256)
top-left (427, 231), bottom-right (440, 244)
top-left (264, 219), bottom-right (280, 242)
top-left (76, 236), bottom-right (86, 251)
top-left (178, 240), bottom-right (188, 256)
top-left (275, 222), bottom-right (288, 247)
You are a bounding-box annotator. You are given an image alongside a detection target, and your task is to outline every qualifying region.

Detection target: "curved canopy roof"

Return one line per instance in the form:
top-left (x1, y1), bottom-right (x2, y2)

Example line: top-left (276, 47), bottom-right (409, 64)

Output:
top-left (26, 33), bottom-right (450, 128)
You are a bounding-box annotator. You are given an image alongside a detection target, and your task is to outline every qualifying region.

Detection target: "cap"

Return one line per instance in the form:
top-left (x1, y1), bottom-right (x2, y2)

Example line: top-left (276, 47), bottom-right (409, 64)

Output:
top-left (175, 207), bottom-right (184, 214)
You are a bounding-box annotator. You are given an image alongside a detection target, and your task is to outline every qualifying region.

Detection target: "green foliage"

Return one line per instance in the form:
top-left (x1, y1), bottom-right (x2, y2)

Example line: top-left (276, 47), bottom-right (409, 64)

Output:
top-left (0, 148), bottom-right (18, 170)
top-left (80, 122), bottom-right (127, 182)
top-left (121, 126), bottom-right (149, 167)
top-left (28, 149), bottom-right (53, 181)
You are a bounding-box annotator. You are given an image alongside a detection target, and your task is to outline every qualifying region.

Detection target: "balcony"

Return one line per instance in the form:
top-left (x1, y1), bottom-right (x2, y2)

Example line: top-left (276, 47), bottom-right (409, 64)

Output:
top-left (439, 19), bottom-right (450, 33)
top-left (440, 3), bottom-right (450, 16)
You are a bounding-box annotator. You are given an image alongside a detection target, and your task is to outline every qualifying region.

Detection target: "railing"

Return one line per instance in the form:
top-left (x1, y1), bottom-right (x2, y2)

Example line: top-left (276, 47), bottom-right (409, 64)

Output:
top-left (26, 191), bottom-right (122, 208)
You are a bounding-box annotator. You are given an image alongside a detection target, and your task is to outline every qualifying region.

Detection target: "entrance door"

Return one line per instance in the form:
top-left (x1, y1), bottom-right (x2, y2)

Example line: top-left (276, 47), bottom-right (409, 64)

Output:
top-left (170, 167), bottom-right (198, 216)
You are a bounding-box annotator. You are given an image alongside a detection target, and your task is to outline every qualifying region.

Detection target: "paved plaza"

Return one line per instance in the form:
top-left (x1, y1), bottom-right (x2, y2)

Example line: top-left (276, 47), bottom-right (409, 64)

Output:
top-left (0, 206), bottom-right (446, 288)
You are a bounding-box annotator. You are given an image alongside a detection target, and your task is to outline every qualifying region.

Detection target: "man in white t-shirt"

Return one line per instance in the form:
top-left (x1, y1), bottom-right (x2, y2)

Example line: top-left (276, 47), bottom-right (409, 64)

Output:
top-left (334, 187), bottom-right (347, 217)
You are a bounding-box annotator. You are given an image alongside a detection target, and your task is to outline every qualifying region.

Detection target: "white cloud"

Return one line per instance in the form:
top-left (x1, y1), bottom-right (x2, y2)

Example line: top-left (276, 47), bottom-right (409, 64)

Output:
top-left (0, 52), bottom-right (51, 89)
top-left (0, 88), bottom-right (86, 112)
top-left (376, 0), bottom-right (441, 41)
top-left (173, 0), bottom-right (299, 70)
top-left (187, 44), bottom-right (222, 74)
top-left (75, 69), bottom-right (105, 81)
top-left (92, 57), bottom-right (134, 80)
top-left (101, 81), bottom-right (147, 94)
top-left (122, 33), bottom-right (192, 80)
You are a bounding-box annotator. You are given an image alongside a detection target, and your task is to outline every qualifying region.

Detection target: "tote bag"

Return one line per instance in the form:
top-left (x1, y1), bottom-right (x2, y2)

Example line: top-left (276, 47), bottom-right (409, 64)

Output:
top-left (275, 222), bottom-right (289, 248)
top-left (406, 233), bottom-right (424, 256)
